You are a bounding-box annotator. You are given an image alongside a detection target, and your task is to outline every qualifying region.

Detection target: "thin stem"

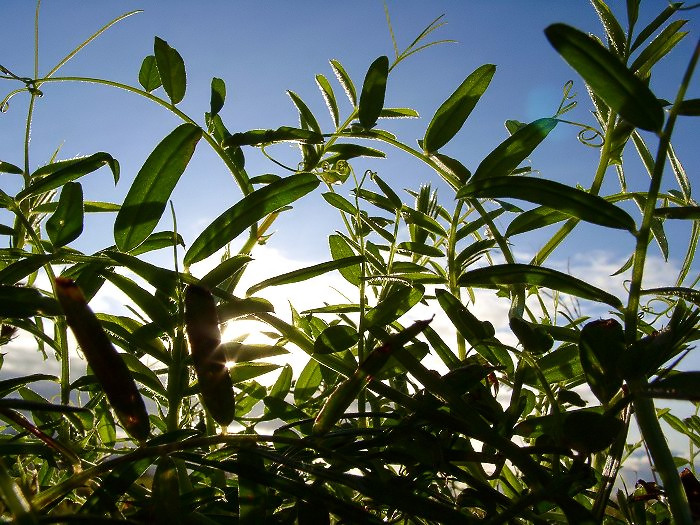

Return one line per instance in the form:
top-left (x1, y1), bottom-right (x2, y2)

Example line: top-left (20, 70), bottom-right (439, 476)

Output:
top-left (625, 37), bottom-right (699, 525)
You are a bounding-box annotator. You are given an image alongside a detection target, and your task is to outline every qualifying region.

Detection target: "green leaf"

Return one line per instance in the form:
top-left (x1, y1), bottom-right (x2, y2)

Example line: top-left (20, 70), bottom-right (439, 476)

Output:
top-left (471, 118), bottom-right (558, 182)
top-left (200, 255), bottom-right (252, 289)
top-left (102, 271), bottom-right (173, 331)
top-left (423, 64), bottom-right (496, 152)
top-left (287, 90), bottom-right (321, 135)
top-left (579, 319), bottom-right (625, 404)
top-left (324, 143), bottom-right (386, 162)
top-left (246, 256), bottom-right (364, 295)
top-left (458, 176), bottom-right (637, 233)
top-left (105, 250), bottom-right (180, 296)
top-left (221, 342), bottom-right (289, 363)
top-left (459, 264), bottom-right (623, 308)
top-left (329, 59), bottom-right (357, 107)
top-left (0, 285), bottom-right (61, 317)
top-left (506, 206), bottom-right (569, 237)
top-left (0, 161), bottom-right (22, 174)
top-left (630, 2), bottom-right (682, 53)
top-left (314, 325), bottom-right (359, 354)
top-left (316, 73), bottom-right (339, 127)
top-left (630, 20), bottom-right (687, 76)
top-left (0, 254), bottom-right (54, 285)
top-left (184, 173), bottom-right (319, 266)
top-left (545, 23), bottom-right (663, 132)
top-left (295, 359), bottom-right (322, 404)
top-left (269, 364), bottom-right (293, 399)
top-left (18, 153), bottom-right (119, 200)
top-left (401, 207), bottom-right (447, 237)
top-left (396, 242), bottom-right (444, 258)
top-left (223, 127), bottom-right (323, 148)
top-left (154, 36), bottom-right (186, 104)
top-left (364, 285), bottom-right (424, 329)
top-left (678, 98), bottom-right (700, 116)
top-left (590, 0), bottom-right (627, 56)
top-left (358, 56), bottom-right (389, 129)
top-left (138, 55), bottom-right (161, 92)
top-left (230, 362), bottom-right (280, 384)
top-left (32, 200), bottom-right (120, 214)
top-left (46, 181), bottom-right (83, 247)
top-left (322, 192), bottom-right (357, 215)
top-left (372, 173), bottom-right (402, 209)
top-left (329, 234), bottom-right (361, 285)
top-left (152, 456), bottom-right (181, 525)
top-left (640, 286), bottom-right (700, 306)
top-left (114, 123), bottom-right (202, 251)
top-left (210, 77), bottom-right (226, 117)
top-left (522, 344), bottom-right (584, 387)
top-left (379, 107), bottom-right (419, 119)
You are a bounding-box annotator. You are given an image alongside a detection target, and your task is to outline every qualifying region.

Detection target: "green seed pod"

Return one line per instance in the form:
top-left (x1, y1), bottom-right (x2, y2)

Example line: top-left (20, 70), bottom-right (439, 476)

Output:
top-left (55, 277), bottom-right (150, 442)
top-left (184, 284), bottom-right (235, 427)
top-left (152, 455), bottom-right (181, 525)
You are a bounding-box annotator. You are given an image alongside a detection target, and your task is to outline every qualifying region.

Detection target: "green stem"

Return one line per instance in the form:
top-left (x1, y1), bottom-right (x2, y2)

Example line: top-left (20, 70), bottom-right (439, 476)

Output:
top-left (625, 37), bottom-right (699, 525)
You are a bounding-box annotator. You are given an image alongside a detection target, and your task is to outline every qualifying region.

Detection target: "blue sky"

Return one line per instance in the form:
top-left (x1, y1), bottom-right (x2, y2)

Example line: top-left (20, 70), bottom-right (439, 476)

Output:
top-left (2, 1), bottom-right (697, 268)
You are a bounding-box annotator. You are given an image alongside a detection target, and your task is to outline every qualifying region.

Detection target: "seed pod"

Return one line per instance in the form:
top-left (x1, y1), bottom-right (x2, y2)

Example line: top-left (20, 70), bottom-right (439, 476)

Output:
top-left (55, 277), bottom-right (150, 442)
top-left (184, 284), bottom-right (235, 427)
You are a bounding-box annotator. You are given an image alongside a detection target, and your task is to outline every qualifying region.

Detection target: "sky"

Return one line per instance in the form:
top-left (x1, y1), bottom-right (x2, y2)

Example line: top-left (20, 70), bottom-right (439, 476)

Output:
top-left (1, 1), bottom-right (699, 481)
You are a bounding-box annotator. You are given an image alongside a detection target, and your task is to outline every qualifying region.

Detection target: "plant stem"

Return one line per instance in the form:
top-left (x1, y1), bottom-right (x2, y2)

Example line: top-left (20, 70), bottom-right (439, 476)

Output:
top-left (625, 37), bottom-right (699, 525)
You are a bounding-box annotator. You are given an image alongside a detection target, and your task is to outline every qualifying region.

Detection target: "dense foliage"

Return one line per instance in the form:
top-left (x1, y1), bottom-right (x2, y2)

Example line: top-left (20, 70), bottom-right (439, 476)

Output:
top-left (1, 1), bottom-right (699, 523)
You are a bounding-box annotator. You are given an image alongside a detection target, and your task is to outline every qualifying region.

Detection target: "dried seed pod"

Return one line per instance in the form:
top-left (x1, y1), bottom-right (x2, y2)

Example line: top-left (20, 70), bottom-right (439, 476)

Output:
top-left (55, 277), bottom-right (150, 442)
top-left (185, 284), bottom-right (235, 427)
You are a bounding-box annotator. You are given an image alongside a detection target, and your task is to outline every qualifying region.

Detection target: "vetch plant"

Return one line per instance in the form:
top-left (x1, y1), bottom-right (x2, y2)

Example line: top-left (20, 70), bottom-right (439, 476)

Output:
top-left (0, 1), bottom-right (699, 523)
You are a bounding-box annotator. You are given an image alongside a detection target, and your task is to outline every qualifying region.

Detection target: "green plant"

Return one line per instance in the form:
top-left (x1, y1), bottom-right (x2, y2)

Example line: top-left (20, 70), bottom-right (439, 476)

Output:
top-left (0, 1), bottom-right (699, 523)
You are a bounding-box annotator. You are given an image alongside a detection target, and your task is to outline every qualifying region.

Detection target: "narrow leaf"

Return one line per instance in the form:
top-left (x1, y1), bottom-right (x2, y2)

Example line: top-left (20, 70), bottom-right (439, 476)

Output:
top-left (363, 285), bottom-right (424, 329)
top-left (545, 23), bottom-right (663, 131)
top-left (223, 127), bottom-right (323, 148)
top-left (210, 77), bottom-right (226, 117)
top-left (329, 59), bottom-right (357, 106)
top-left (114, 123), bottom-right (202, 251)
top-left (287, 90), bottom-right (321, 135)
top-left (459, 263), bottom-right (623, 307)
top-left (423, 64), bottom-right (496, 152)
top-left (358, 56), bottom-right (389, 129)
top-left (184, 173), bottom-right (319, 266)
top-left (0, 161), bottom-right (22, 174)
top-left (316, 73), bottom-right (339, 127)
top-left (246, 256), bottom-right (363, 295)
top-left (471, 118), bottom-right (558, 182)
top-left (458, 176), bottom-right (637, 233)
top-left (19, 153), bottom-right (119, 200)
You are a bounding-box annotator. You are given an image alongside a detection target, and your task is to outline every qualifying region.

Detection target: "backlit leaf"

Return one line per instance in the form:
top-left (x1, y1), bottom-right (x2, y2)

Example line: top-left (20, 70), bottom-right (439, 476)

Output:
top-left (545, 23), bottom-right (663, 131)
top-left (46, 181), bottom-right (83, 247)
top-left (423, 64), bottom-right (495, 152)
top-left (458, 176), bottom-right (637, 233)
top-left (184, 173), bottom-right (319, 265)
top-left (138, 55), bottom-right (161, 92)
top-left (358, 56), bottom-right (389, 129)
top-left (114, 123), bottom-right (202, 251)
top-left (316, 73), bottom-right (339, 127)
top-left (471, 118), bottom-right (558, 182)
top-left (154, 36), bottom-right (186, 104)
top-left (459, 264), bottom-right (623, 308)
top-left (329, 58), bottom-right (357, 106)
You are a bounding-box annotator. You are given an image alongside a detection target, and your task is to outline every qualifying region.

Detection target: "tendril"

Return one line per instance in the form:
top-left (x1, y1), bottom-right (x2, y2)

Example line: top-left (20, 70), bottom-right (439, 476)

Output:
top-left (260, 144), bottom-right (297, 172)
top-left (554, 80), bottom-right (577, 118)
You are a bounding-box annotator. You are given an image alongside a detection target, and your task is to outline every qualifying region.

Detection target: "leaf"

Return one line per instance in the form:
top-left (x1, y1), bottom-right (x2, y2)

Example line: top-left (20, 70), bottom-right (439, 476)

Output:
top-left (314, 325), bottom-right (359, 354)
top-left (630, 20), bottom-right (687, 76)
top-left (316, 73), bottom-right (339, 127)
top-left (295, 359), bottom-right (322, 404)
top-left (458, 264), bottom-right (623, 308)
top-left (184, 173), bottom-right (319, 266)
top-left (401, 207), bottom-right (447, 237)
top-left (0, 254), bottom-right (54, 285)
top-left (230, 362), bottom-right (280, 384)
top-left (329, 234), bottom-right (361, 285)
top-left (102, 271), bottom-right (173, 331)
top-left (324, 144), bottom-right (386, 162)
top-left (200, 255), bottom-right (252, 289)
top-left (358, 56), bottom-right (389, 129)
top-left (329, 59), bottom-right (357, 106)
top-left (0, 161), bottom-right (22, 174)
top-left (269, 364), bottom-right (292, 399)
top-left (223, 127), bottom-right (323, 148)
top-left (423, 64), bottom-right (496, 152)
top-left (379, 107), bottom-right (419, 119)
top-left (545, 24), bottom-right (663, 132)
top-left (644, 372), bottom-right (700, 401)
top-left (46, 181), bottom-right (83, 247)
top-left (630, 2), bottom-right (682, 53)
top-left (363, 285), bottom-right (424, 329)
top-left (579, 319), bottom-right (625, 404)
top-left (322, 192), bottom-right (357, 215)
top-left (457, 176), bottom-right (637, 233)
top-left (471, 118), bottom-right (558, 182)
top-left (222, 342), bottom-right (289, 363)
top-left (138, 55), bottom-right (161, 92)
top-left (678, 98), bottom-right (700, 116)
top-left (0, 285), bottom-right (61, 317)
top-left (246, 256), bottom-right (364, 295)
top-left (522, 344), bottom-right (584, 387)
top-left (590, 0), bottom-right (627, 56)
top-left (396, 242), bottom-right (444, 258)
top-left (287, 90), bottom-right (321, 135)
top-left (114, 124), bottom-right (202, 251)
top-left (154, 36), bottom-right (186, 104)
top-left (18, 153), bottom-right (119, 200)
top-left (210, 77), bottom-right (226, 117)
top-left (506, 206), bottom-right (569, 237)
